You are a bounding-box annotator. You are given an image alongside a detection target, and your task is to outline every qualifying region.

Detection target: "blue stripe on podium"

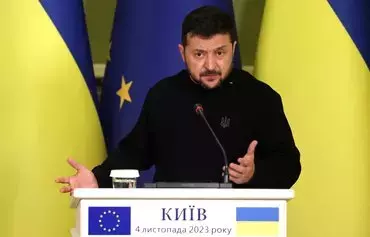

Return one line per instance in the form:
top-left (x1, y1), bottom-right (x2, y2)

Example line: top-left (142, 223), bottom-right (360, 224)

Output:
top-left (236, 207), bottom-right (279, 221)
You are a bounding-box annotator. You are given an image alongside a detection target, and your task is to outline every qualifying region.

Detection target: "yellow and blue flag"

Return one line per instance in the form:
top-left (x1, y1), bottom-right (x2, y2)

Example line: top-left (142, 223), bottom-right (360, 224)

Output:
top-left (99, 0), bottom-right (241, 186)
top-left (0, 0), bottom-right (105, 236)
top-left (254, 0), bottom-right (369, 236)
top-left (327, 0), bottom-right (369, 69)
top-left (236, 207), bottom-right (279, 236)
top-left (41, 0), bottom-right (99, 105)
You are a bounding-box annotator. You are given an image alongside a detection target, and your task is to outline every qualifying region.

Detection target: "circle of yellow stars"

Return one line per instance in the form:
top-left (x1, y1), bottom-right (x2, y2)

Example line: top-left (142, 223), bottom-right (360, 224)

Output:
top-left (98, 210), bottom-right (121, 233)
top-left (116, 76), bottom-right (132, 109)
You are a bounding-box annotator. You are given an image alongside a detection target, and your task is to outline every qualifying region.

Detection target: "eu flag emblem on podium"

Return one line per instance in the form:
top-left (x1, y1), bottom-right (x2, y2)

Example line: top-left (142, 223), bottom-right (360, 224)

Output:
top-left (99, 0), bottom-right (241, 186)
top-left (88, 207), bottom-right (131, 235)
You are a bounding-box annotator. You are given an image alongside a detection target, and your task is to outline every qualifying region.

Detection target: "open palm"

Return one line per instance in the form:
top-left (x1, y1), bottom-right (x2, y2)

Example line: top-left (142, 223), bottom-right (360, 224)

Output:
top-left (55, 158), bottom-right (98, 193)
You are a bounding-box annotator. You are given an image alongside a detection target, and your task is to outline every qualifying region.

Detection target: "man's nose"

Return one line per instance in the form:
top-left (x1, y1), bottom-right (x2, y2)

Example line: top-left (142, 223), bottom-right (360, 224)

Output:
top-left (204, 55), bottom-right (216, 70)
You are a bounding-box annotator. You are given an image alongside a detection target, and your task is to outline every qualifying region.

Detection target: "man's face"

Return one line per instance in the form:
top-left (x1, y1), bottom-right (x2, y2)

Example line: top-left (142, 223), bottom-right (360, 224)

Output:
top-left (178, 34), bottom-right (236, 89)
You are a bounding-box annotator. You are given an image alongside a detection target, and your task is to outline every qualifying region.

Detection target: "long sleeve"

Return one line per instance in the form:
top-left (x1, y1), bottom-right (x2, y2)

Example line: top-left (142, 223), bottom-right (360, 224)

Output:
top-left (235, 90), bottom-right (301, 189)
top-left (92, 89), bottom-right (154, 188)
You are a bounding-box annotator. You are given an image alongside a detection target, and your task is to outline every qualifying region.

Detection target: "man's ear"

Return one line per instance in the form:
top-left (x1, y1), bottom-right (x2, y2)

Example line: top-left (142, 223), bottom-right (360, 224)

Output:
top-left (178, 44), bottom-right (185, 62)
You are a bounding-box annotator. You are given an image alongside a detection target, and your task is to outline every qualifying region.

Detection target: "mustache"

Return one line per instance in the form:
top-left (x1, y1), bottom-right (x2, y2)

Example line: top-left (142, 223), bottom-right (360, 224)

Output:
top-left (200, 70), bottom-right (221, 77)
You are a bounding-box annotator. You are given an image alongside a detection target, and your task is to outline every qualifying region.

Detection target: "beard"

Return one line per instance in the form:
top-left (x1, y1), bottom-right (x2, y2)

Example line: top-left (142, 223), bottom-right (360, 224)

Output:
top-left (189, 71), bottom-right (222, 90)
top-left (184, 58), bottom-right (233, 90)
top-left (185, 64), bottom-right (223, 90)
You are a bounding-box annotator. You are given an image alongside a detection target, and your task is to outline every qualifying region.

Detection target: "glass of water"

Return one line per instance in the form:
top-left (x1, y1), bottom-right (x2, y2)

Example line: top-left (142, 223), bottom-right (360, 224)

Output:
top-left (110, 169), bottom-right (139, 188)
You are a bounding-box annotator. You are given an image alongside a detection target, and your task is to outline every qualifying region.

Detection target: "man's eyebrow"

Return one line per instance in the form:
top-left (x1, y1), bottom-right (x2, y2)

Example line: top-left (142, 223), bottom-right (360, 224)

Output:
top-left (193, 45), bottom-right (228, 52)
top-left (215, 45), bottom-right (228, 50)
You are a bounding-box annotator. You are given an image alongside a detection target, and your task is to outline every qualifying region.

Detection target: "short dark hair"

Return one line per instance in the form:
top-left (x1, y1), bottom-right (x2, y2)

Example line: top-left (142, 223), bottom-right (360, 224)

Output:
top-left (181, 5), bottom-right (236, 46)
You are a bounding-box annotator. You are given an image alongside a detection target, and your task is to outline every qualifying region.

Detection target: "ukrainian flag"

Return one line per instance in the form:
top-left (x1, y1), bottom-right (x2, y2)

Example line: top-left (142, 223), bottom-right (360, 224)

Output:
top-left (236, 207), bottom-right (279, 236)
top-left (254, 0), bottom-right (369, 236)
top-left (0, 1), bottom-right (105, 236)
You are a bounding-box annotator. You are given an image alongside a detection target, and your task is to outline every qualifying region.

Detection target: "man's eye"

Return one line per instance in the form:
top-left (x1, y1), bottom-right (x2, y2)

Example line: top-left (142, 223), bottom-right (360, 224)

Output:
top-left (195, 52), bottom-right (203, 57)
top-left (216, 51), bottom-right (225, 56)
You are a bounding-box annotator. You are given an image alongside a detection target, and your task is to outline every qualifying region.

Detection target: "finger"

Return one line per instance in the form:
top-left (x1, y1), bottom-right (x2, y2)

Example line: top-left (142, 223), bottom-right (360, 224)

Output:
top-left (67, 157), bottom-right (84, 171)
top-left (60, 186), bottom-right (73, 193)
top-left (247, 140), bottom-right (258, 155)
top-left (55, 176), bottom-right (71, 184)
top-left (229, 176), bottom-right (243, 184)
top-left (229, 163), bottom-right (244, 174)
top-left (228, 167), bottom-right (243, 179)
top-left (238, 156), bottom-right (254, 166)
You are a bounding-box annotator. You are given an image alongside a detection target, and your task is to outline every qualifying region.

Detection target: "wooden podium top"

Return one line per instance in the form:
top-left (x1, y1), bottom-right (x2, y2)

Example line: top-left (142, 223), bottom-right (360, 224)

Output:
top-left (70, 188), bottom-right (294, 208)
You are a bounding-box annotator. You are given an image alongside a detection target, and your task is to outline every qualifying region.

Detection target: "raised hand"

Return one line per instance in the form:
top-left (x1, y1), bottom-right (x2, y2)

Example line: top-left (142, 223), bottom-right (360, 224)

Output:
top-left (227, 140), bottom-right (258, 184)
top-left (55, 158), bottom-right (98, 193)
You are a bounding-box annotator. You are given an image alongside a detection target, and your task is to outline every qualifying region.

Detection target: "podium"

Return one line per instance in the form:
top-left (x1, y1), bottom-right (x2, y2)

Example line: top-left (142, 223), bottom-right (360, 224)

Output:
top-left (70, 188), bottom-right (294, 237)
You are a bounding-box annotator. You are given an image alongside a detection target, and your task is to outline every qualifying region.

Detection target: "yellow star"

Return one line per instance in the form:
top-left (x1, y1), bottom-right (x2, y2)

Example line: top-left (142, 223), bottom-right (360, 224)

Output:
top-left (116, 76), bottom-right (133, 109)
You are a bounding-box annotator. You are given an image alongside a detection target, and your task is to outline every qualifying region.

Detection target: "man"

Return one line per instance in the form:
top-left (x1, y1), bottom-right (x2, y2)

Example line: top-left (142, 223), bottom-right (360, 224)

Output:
top-left (56, 6), bottom-right (301, 192)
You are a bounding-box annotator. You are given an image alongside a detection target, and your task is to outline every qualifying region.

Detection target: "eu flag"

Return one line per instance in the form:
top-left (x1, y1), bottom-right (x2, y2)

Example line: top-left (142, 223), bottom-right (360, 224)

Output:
top-left (88, 207), bottom-right (131, 235)
top-left (99, 0), bottom-right (241, 186)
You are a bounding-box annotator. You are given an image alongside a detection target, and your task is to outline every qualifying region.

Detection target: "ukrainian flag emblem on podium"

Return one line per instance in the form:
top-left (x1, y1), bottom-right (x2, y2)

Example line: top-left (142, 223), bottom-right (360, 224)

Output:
top-left (236, 207), bottom-right (279, 236)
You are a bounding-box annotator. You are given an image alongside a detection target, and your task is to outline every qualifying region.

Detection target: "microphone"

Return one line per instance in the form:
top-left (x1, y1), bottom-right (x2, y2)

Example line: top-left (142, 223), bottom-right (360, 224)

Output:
top-left (142, 104), bottom-right (232, 189)
top-left (194, 103), bottom-right (229, 183)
